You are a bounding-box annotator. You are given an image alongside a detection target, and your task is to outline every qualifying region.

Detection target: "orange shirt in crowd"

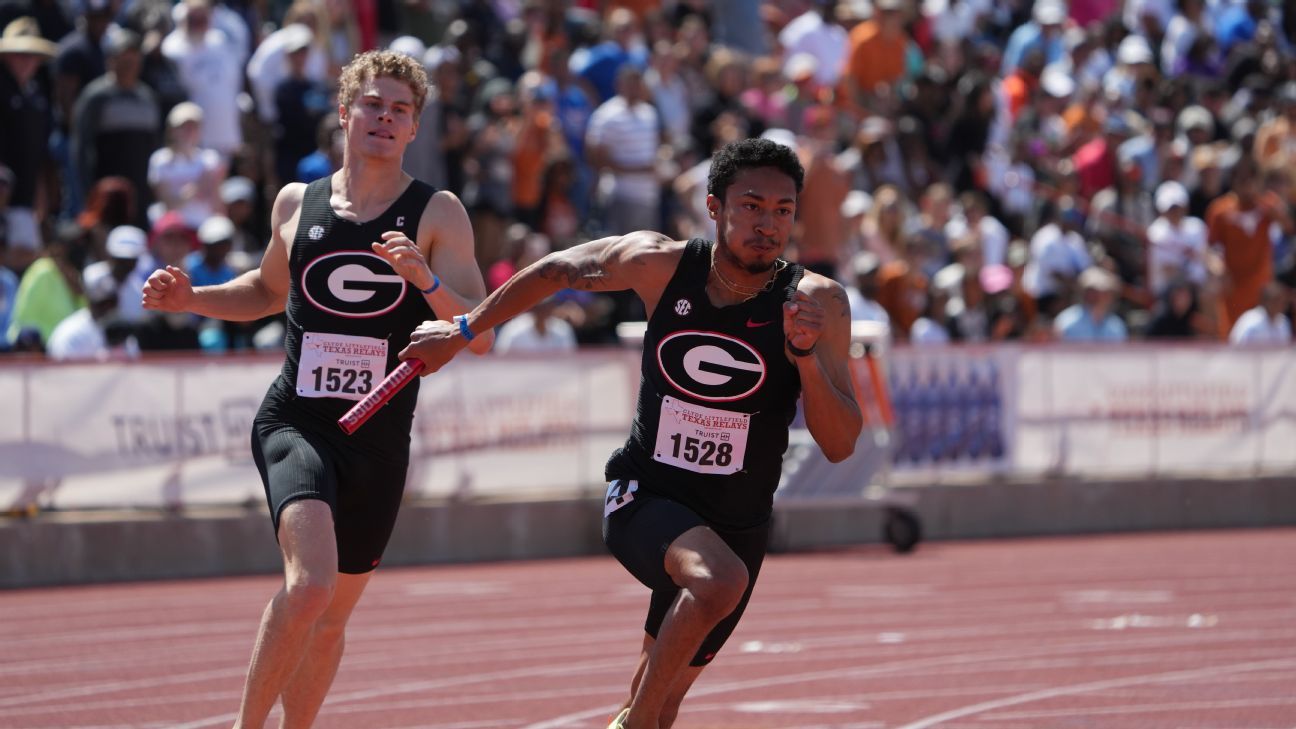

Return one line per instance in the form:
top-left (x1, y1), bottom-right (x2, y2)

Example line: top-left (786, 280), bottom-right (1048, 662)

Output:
top-left (511, 110), bottom-right (553, 212)
top-left (1002, 70), bottom-right (1037, 121)
top-left (876, 260), bottom-right (928, 338)
top-left (1206, 192), bottom-right (1275, 329)
top-left (795, 145), bottom-right (850, 269)
top-left (842, 21), bottom-right (907, 99)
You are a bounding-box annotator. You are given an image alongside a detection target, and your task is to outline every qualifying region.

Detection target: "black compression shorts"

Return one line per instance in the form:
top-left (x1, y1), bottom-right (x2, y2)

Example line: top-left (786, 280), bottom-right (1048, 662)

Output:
top-left (601, 479), bottom-right (769, 667)
top-left (251, 407), bottom-right (409, 574)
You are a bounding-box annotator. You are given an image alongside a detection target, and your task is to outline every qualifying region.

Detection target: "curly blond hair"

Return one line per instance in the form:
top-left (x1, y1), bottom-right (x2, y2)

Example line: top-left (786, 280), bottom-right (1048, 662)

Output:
top-left (337, 50), bottom-right (429, 114)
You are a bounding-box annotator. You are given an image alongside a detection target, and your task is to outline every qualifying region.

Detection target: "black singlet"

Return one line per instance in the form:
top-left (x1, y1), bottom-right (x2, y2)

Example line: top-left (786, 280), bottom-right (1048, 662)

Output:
top-left (261, 175), bottom-right (437, 438)
top-left (605, 238), bottom-right (804, 530)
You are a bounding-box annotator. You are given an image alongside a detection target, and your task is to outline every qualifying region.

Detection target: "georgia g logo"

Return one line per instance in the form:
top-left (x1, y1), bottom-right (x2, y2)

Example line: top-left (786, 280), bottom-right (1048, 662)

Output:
top-left (657, 331), bottom-right (765, 402)
top-left (302, 251), bottom-right (407, 318)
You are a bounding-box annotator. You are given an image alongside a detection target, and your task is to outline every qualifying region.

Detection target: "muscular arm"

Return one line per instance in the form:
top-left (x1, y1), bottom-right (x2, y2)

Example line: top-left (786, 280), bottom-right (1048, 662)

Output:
top-left (790, 277), bottom-right (863, 463)
top-left (475, 230), bottom-right (678, 332)
top-left (414, 191), bottom-right (495, 353)
top-left (401, 230), bottom-right (681, 371)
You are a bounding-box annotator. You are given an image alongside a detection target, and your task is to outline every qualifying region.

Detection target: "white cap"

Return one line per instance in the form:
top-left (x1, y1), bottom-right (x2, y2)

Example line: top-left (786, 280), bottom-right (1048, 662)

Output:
top-left (1032, 0), bottom-right (1067, 26)
top-left (389, 35), bottom-right (426, 59)
top-left (841, 189), bottom-right (873, 218)
top-left (783, 52), bottom-right (819, 82)
top-left (85, 270), bottom-right (119, 301)
top-left (760, 128), bottom-right (799, 153)
top-left (166, 101), bottom-right (203, 128)
top-left (106, 225), bottom-right (148, 259)
top-left (220, 176), bottom-right (256, 204)
top-left (198, 216), bottom-right (236, 244)
top-left (1040, 65), bottom-right (1076, 98)
top-left (1079, 266), bottom-right (1119, 292)
top-left (1154, 181), bottom-right (1189, 214)
top-left (1117, 35), bottom-right (1154, 65)
top-left (422, 44), bottom-right (461, 71)
top-left (1176, 105), bottom-right (1213, 135)
top-left (281, 23), bottom-right (313, 53)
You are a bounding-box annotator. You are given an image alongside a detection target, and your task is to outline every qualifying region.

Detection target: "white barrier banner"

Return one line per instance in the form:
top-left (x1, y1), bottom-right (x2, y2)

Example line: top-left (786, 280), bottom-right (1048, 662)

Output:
top-left (1014, 346), bottom-right (1296, 476)
top-left (0, 352), bottom-right (638, 511)
top-left (3, 344), bottom-right (1292, 510)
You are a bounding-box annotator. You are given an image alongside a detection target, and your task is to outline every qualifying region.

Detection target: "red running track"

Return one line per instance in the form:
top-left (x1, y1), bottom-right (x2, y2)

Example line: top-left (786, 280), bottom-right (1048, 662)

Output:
top-left (1, 528), bottom-right (1294, 729)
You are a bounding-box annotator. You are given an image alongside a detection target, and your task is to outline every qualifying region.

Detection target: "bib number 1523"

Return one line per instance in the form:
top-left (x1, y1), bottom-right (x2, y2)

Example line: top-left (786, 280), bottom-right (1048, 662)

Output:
top-left (308, 366), bottom-right (373, 396)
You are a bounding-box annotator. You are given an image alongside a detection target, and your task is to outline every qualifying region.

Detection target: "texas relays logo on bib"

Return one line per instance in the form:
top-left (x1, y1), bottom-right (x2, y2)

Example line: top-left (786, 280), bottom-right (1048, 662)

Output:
top-left (656, 331), bottom-right (766, 402)
top-left (301, 251), bottom-right (407, 318)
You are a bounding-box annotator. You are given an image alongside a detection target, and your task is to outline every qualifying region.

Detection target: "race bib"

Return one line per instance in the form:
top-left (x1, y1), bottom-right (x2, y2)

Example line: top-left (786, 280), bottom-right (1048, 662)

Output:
top-left (652, 396), bottom-right (749, 476)
top-left (296, 332), bottom-right (387, 401)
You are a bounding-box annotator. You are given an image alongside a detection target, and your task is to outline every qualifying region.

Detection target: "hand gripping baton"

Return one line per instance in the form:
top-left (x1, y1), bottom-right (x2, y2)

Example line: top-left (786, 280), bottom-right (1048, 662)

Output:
top-left (337, 359), bottom-right (426, 435)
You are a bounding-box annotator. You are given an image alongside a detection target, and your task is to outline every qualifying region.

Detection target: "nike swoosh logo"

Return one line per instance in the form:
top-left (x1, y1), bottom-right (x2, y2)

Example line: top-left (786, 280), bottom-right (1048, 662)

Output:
top-left (746, 319), bottom-right (772, 328)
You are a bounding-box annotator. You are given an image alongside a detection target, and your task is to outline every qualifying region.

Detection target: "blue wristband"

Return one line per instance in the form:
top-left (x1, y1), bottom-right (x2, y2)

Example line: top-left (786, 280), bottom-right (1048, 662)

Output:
top-left (455, 314), bottom-right (476, 341)
top-left (419, 274), bottom-right (440, 295)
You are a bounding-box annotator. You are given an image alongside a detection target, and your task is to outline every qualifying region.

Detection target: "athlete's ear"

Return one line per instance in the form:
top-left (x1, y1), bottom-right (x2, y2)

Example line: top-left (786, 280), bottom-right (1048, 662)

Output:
top-left (705, 193), bottom-right (721, 220)
top-left (337, 105), bottom-right (348, 129)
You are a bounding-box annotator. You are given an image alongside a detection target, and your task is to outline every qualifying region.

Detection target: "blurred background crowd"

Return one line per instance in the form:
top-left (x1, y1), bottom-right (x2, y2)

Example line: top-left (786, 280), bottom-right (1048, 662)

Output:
top-left (1, 0), bottom-right (1294, 360)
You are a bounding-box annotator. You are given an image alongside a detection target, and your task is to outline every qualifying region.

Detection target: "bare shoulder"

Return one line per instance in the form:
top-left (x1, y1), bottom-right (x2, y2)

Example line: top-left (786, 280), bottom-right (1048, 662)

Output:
top-left (270, 182), bottom-right (308, 245)
top-left (607, 230), bottom-right (686, 270)
top-left (426, 188), bottom-right (469, 218)
top-left (797, 269), bottom-right (851, 317)
top-left (272, 182), bottom-right (308, 218)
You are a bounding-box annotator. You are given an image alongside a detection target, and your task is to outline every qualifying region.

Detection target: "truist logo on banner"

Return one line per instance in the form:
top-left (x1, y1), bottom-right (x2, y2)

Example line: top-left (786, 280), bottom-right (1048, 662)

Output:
top-left (656, 331), bottom-right (766, 402)
top-left (301, 251), bottom-right (406, 318)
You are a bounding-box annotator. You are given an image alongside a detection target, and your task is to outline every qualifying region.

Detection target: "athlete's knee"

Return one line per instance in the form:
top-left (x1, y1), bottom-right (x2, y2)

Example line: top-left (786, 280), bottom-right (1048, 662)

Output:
top-left (280, 574), bottom-right (336, 621)
top-left (683, 558), bottom-right (748, 620)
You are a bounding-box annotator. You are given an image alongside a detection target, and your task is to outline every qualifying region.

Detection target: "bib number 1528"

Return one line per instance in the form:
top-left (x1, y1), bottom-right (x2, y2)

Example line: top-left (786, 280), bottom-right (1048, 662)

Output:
top-left (653, 396), bottom-right (749, 475)
top-left (666, 433), bottom-right (733, 468)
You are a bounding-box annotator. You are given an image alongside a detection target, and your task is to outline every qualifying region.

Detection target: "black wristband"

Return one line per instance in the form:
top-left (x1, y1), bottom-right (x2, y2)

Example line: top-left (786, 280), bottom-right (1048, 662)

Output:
top-left (786, 338), bottom-right (815, 358)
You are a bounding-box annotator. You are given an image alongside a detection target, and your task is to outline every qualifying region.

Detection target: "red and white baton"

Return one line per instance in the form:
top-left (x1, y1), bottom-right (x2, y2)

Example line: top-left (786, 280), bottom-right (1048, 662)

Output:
top-left (337, 359), bottom-right (426, 435)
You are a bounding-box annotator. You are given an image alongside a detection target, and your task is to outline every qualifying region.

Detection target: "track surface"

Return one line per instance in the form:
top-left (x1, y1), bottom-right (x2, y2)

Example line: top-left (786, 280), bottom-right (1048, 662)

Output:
top-left (2, 529), bottom-right (1294, 729)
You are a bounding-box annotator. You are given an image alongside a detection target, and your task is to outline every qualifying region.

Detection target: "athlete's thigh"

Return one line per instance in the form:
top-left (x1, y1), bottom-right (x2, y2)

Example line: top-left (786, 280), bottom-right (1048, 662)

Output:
top-left (251, 418), bottom-right (340, 535)
top-left (332, 442), bottom-right (409, 574)
top-left (603, 483), bottom-right (707, 593)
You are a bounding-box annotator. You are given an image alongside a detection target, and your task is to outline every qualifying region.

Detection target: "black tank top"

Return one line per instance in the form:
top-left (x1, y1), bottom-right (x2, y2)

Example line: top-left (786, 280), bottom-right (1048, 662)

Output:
top-left (606, 238), bottom-right (804, 529)
top-left (262, 175), bottom-right (437, 439)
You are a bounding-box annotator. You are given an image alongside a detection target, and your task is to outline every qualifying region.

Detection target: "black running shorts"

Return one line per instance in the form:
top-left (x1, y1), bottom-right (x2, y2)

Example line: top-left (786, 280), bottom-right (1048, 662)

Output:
top-left (251, 410), bottom-right (409, 574)
top-left (602, 479), bottom-right (769, 666)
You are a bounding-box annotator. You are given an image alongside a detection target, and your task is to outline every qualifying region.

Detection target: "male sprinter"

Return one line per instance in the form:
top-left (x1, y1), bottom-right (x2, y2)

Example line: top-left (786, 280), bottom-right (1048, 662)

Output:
top-left (401, 138), bottom-right (862, 729)
top-left (141, 50), bottom-right (493, 728)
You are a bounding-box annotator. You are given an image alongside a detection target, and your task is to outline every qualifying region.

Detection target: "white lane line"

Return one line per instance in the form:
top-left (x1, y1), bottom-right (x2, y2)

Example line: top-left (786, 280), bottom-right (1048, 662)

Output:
top-left (983, 696), bottom-right (1296, 721)
top-left (167, 657), bottom-right (629, 729)
top-left (894, 657), bottom-right (1296, 729)
top-left (515, 638), bottom-right (1296, 729)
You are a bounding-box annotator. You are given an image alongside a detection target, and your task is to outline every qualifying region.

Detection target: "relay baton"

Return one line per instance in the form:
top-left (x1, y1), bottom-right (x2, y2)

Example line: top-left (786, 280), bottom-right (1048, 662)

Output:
top-left (337, 359), bottom-right (426, 435)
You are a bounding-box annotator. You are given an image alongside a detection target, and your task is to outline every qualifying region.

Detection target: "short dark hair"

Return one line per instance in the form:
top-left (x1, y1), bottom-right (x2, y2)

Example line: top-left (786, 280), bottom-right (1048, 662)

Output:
top-left (707, 138), bottom-right (804, 200)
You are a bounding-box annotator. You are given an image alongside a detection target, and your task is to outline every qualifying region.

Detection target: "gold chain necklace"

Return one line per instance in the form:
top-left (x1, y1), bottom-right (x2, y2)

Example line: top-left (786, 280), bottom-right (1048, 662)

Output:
top-left (710, 244), bottom-right (787, 302)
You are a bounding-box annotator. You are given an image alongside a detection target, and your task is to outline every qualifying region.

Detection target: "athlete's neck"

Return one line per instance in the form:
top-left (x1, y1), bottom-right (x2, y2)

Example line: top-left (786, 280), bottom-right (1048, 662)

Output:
top-left (332, 159), bottom-right (409, 221)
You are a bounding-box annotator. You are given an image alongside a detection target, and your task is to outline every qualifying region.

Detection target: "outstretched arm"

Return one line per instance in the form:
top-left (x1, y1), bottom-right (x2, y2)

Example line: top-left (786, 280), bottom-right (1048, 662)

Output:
top-left (400, 230), bottom-right (681, 372)
top-left (141, 184), bottom-right (298, 321)
top-left (785, 275), bottom-right (863, 462)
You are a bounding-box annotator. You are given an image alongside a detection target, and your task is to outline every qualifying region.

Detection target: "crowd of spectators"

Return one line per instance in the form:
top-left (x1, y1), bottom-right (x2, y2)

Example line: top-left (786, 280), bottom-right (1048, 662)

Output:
top-left (1, 0), bottom-right (1294, 360)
